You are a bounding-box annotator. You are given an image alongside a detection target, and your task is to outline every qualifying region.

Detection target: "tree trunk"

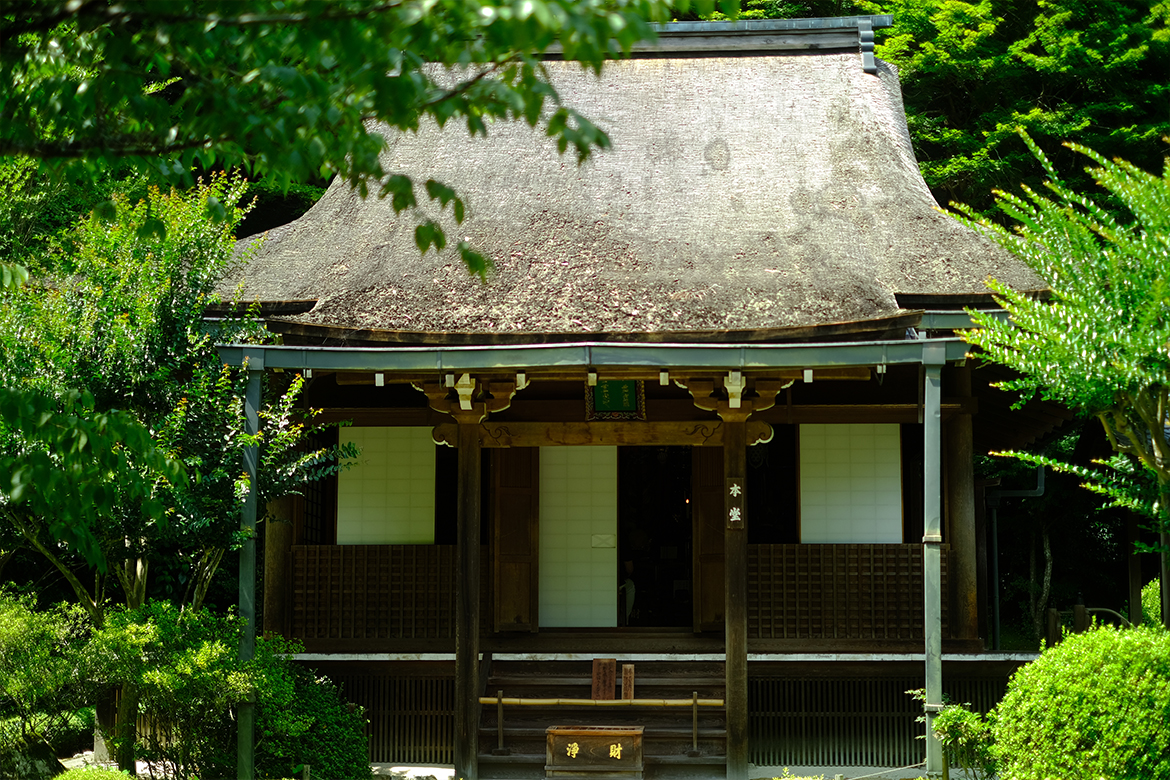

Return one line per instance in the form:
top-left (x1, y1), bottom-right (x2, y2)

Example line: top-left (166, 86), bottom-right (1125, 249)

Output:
top-left (1161, 487), bottom-right (1170, 630)
top-left (93, 688), bottom-right (117, 763)
top-left (114, 682), bottom-right (139, 773)
top-left (1029, 530), bottom-right (1053, 641)
top-left (1040, 530), bottom-right (1052, 633)
top-left (1029, 533), bottom-right (1039, 639)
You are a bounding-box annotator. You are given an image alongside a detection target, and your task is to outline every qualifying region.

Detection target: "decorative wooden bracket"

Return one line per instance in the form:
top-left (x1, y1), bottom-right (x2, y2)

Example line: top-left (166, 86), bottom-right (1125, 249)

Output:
top-left (414, 377), bottom-right (518, 429)
top-left (676, 376), bottom-right (794, 423)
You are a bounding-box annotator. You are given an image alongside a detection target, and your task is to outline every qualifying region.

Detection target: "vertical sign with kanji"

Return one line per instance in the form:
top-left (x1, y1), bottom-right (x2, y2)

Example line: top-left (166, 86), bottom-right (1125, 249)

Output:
top-left (726, 478), bottom-right (744, 529)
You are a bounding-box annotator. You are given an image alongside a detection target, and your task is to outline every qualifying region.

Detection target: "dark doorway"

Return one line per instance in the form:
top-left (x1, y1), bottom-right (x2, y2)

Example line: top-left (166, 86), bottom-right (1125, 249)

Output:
top-left (618, 446), bottom-right (693, 627)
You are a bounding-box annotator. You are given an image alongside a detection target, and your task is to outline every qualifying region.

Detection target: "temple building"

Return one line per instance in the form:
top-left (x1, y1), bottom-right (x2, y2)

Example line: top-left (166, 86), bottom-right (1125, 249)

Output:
top-left (218, 16), bottom-right (1066, 780)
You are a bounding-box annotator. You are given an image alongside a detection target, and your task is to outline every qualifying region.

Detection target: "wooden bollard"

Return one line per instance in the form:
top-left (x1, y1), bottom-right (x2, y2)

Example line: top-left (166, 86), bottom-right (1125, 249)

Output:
top-left (1046, 608), bottom-right (1061, 646)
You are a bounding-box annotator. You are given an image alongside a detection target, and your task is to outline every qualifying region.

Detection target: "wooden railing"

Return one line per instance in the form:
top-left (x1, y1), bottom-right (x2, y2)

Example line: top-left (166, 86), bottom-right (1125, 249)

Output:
top-left (290, 543), bottom-right (948, 642)
top-left (291, 545), bottom-right (461, 640)
top-left (747, 543), bottom-right (950, 640)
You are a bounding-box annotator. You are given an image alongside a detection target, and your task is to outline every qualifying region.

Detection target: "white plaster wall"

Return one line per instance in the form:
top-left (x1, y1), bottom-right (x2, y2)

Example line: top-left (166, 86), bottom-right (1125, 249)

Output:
top-left (800, 423), bottom-right (902, 543)
top-left (539, 447), bottom-right (618, 627)
top-left (336, 427), bottom-right (436, 544)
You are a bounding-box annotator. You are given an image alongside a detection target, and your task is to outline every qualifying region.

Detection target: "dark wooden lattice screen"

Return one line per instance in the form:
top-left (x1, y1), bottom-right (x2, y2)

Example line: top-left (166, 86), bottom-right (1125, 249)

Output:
top-left (747, 544), bottom-right (950, 639)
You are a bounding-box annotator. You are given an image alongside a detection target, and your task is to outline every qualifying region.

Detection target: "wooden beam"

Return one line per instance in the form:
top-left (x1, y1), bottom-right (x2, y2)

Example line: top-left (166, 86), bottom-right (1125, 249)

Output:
top-left (432, 420), bottom-right (773, 448)
top-left (758, 401), bottom-right (975, 425)
top-left (311, 407), bottom-right (434, 426)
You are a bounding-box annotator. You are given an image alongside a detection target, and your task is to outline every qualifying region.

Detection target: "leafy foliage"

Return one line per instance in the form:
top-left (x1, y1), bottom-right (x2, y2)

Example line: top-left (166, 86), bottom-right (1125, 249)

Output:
top-left (85, 600), bottom-right (366, 780)
top-left (0, 0), bottom-right (729, 270)
top-left (991, 625), bottom-right (1170, 780)
top-left (1145, 578), bottom-right (1165, 628)
top-left (0, 388), bottom-right (181, 567)
top-left (857, 0), bottom-right (1170, 216)
top-left (58, 769), bottom-right (134, 780)
top-left (960, 138), bottom-right (1170, 625)
top-left (925, 625), bottom-right (1170, 778)
top-left (0, 174), bottom-right (353, 612)
top-left (932, 700), bottom-right (997, 780)
top-left (88, 601), bottom-right (266, 780)
top-left (251, 666), bottom-right (371, 780)
top-left (0, 589), bottom-right (96, 754)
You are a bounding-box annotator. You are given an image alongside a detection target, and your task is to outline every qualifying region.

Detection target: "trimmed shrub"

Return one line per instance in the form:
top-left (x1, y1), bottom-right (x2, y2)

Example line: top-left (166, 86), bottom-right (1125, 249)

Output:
top-left (992, 624), bottom-right (1170, 780)
top-left (58, 769), bottom-right (134, 780)
top-left (1143, 578), bottom-right (1164, 628)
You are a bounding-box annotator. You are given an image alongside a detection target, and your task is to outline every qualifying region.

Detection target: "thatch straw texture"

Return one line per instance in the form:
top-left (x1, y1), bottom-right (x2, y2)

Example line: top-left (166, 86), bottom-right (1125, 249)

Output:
top-left (227, 52), bottom-right (1040, 341)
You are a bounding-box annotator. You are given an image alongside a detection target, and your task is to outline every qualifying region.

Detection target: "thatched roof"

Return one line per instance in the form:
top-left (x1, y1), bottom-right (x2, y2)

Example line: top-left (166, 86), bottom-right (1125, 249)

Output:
top-left (225, 20), bottom-right (1042, 344)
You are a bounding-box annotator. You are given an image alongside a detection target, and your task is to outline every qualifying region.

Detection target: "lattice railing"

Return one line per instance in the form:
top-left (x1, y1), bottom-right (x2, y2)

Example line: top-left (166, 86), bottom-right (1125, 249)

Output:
top-left (291, 545), bottom-right (459, 640)
top-left (747, 544), bottom-right (950, 640)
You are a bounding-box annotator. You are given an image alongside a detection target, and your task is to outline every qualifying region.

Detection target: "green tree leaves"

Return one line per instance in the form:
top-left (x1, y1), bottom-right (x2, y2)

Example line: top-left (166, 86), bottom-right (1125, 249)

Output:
top-left (860, 0), bottom-right (1170, 215)
top-left (0, 389), bottom-right (181, 569)
top-left (1, 0), bottom-right (671, 191)
top-left (960, 135), bottom-right (1170, 623)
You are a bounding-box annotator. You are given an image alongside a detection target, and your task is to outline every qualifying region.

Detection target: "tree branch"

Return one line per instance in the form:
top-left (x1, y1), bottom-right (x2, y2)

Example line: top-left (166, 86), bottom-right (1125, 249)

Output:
top-left (7, 509), bottom-right (103, 624)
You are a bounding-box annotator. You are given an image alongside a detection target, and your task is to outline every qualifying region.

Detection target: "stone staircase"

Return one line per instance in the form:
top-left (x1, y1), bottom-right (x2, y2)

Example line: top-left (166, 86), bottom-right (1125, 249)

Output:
top-left (477, 659), bottom-right (727, 779)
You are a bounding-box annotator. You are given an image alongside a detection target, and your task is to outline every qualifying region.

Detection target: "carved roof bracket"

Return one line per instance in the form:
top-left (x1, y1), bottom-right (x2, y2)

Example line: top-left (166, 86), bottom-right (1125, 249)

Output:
top-left (676, 376), bottom-right (795, 423)
top-left (414, 377), bottom-right (518, 428)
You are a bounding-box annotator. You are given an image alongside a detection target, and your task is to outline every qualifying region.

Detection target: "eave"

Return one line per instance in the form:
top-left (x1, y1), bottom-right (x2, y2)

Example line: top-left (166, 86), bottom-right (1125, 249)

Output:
top-left (216, 334), bottom-right (968, 373)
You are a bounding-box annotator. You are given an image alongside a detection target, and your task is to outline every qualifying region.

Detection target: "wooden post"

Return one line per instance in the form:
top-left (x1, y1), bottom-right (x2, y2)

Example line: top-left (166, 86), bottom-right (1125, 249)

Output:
top-left (263, 495), bottom-right (295, 636)
top-left (455, 419), bottom-right (482, 780)
top-left (238, 366), bottom-right (261, 780)
top-left (946, 365), bottom-right (978, 640)
top-left (1073, 602), bottom-right (1089, 633)
top-left (922, 359), bottom-right (944, 773)
top-left (723, 416), bottom-right (748, 780)
top-left (676, 375), bottom-right (786, 780)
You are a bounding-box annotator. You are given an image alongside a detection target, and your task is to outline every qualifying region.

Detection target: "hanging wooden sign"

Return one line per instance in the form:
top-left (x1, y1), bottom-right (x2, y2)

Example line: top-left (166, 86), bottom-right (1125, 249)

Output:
top-left (586, 380), bottom-right (646, 421)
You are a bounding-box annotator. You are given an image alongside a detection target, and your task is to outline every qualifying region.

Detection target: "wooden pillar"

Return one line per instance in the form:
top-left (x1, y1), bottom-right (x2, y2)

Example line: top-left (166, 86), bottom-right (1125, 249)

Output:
top-left (946, 365), bottom-right (978, 640)
top-left (238, 365), bottom-right (261, 780)
top-left (455, 419), bottom-right (482, 780)
top-left (722, 415), bottom-right (749, 780)
top-left (417, 377), bottom-right (516, 780)
top-left (263, 495), bottom-right (295, 636)
top-left (922, 358), bottom-right (944, 773)
top-left (676, 375), bottom-right (787, 780)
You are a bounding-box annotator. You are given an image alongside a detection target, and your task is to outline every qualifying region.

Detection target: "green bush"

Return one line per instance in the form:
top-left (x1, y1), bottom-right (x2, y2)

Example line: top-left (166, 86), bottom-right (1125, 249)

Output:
top-left (187, 635), bottom-right (371, 780)
top-left (992, 624), bottom-right (1170, 780)
top-left (58, 769), bottom-right (133, 780)
top-left (1143, 578), bottom-right (1164, 628)
top-left (89, 601), bottom-right (252, 780)
top-left (932, 702), bottom-right (996, 780)
top-left (0, 589), bottom-right (95, 755)
top-left (254, 665), bottom-right (371, 780)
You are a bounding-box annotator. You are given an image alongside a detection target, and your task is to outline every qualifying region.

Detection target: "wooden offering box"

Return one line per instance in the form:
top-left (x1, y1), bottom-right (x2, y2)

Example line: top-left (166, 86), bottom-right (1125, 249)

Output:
top-left (546, 725), bottom-right (644, 779)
